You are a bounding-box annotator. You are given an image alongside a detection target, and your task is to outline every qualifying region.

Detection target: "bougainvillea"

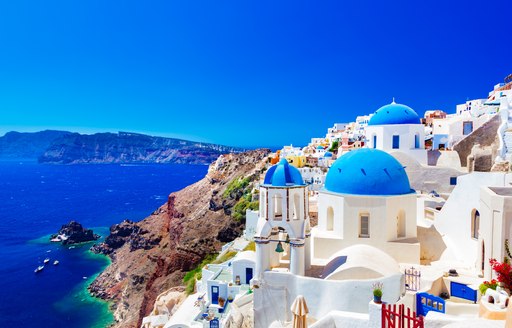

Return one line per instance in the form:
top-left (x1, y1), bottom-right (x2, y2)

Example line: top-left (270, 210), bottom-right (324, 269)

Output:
top-left (489, 258), bottom-right (512, 292)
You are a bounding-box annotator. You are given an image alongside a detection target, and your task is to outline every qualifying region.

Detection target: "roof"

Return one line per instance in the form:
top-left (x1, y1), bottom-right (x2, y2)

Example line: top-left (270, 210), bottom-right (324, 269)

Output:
top-left (232, 251), bottom-right (256, 263)
top-left (368, 101), bottom-right (420, 126)
top-left (263, 158), bottom-right (305, 187)
top-left (322, 245), bottom-right (400, 280)
top-left (324, 148), bottom-right (414, 196)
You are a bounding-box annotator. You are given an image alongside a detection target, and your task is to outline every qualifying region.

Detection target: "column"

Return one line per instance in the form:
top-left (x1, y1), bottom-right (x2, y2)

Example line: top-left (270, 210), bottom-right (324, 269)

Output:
top-left (304, 233), bottom-right (311, 271)
top-left (289, 239), bottom-right (305, 276)
top-left (255, 237), bottom-right (270, 278)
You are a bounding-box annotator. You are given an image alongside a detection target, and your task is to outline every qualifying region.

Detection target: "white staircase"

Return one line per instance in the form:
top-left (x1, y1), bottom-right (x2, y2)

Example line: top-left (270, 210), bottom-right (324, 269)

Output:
top-left (505, 130), bottom-right (512, 161)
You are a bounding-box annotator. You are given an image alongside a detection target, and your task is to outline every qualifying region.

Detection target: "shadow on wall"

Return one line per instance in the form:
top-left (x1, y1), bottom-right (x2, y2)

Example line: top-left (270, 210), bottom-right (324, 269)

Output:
top-left (417, 225), bottom-right (447, 265)
top-left (428, 151), bottom-right (442, 166)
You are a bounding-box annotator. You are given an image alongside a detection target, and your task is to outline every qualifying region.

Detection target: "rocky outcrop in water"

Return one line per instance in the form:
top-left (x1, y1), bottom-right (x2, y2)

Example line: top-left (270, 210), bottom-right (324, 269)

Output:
top-left (88, 149), bottom-right (270, 328)
top-left (39, 131), bottom-right (244, 165)
top-left (50, 220), bottom-right (100, 245)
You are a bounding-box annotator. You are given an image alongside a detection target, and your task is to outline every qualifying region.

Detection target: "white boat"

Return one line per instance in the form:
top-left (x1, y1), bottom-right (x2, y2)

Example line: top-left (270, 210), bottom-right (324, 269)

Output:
top-left (43, 258), bottom-right (50, 264)
top-left (53, 260), bottom-right (59, 265)
top-left (34, 265), bottom-right (44, 273)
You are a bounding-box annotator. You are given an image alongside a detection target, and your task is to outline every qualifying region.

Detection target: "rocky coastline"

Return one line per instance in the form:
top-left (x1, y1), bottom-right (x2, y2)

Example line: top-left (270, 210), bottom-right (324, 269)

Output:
top-left (50, 220), bottom-right (100, 245)
top-left (88, 149), bottom-right (270, 328)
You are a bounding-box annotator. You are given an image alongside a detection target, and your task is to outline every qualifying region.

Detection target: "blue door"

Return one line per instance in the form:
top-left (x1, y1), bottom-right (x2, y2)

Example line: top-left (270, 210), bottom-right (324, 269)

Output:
top-left (211, 286), bottom-right (219, 304)
top-left (210, 318), bottom-right (219, 328)
top-left (416, 292), bottom-right (445, 316)
top-left (246, 267), bottom-right (253, 284)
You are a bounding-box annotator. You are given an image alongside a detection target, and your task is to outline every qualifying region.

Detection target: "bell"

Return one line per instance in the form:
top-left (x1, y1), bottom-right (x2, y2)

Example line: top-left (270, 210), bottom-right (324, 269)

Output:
top-left (275, 241), bottom-right (284, 253)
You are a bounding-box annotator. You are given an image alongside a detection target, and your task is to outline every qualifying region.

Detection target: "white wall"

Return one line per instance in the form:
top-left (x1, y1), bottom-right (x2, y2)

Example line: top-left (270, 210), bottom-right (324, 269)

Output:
top-left (253, 271), bottom-right (403, 328)
top-left (232, 259), bottom-right (255, 285)
top-left (365, 123), bottom-right (427, 165)
top-left (433, 172), bottom-right (509, 267)
top-left (313, 192), bottom-right (419, 264)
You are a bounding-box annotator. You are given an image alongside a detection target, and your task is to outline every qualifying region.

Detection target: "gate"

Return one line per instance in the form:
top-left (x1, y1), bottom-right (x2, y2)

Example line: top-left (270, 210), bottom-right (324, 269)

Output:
top-left (416, 292), bottom-right (445, 317)
top-left (210, 318), bottom-right (219, 328)
top-left (382, 303), bottom-right (424, 328)
top-left (405, 267), bottom-right (421, 291)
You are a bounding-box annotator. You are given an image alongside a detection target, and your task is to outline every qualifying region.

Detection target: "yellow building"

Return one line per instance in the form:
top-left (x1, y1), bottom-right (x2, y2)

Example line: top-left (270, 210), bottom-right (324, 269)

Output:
top-left (286, 155), bottom-right (307, 168)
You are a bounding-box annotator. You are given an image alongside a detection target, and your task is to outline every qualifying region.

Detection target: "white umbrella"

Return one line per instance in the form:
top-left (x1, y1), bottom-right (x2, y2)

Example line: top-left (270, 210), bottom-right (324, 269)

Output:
top-left (291, 295), bottom-right (309, 328)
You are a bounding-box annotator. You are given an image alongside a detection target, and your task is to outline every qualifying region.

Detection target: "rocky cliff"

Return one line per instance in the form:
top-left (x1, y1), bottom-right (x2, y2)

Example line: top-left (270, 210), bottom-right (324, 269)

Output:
top-left (39, 131), bottom-right (244, 165)
top-left (0, 130), bottom-right (72, 160)
top-left (88, 149), bottom-right (270, 328)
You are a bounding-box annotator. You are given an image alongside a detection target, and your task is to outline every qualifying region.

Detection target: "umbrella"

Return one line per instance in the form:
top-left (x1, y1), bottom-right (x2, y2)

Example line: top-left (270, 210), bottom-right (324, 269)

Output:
top-left (291, 295), bottom-right (309, 328)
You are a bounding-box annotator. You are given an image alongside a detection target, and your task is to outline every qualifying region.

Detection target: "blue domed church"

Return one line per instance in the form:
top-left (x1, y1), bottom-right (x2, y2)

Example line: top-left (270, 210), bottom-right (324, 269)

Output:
top-left (311, 148), bottom-right (420, 264)
top-left (365, 100), bottom-right (427, 165)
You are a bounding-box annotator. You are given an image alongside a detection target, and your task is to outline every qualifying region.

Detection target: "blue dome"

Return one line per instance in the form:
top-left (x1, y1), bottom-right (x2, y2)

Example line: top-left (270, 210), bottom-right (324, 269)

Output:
top-left (368, 101), bottom-right (420, 126)
top-left (324, 149), bottom-right (413, 196)
top-left (263, 158), bottom-right (305, 187)
top-left (324, 152), bottom-right (333, 158)
top-left (316, 146), bottom-right (324, 150)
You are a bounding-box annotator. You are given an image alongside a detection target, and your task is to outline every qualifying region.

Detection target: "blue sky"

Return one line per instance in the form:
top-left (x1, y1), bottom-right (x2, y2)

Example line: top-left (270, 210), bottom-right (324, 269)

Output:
top-left (0, 0), bottom-right (511, 148)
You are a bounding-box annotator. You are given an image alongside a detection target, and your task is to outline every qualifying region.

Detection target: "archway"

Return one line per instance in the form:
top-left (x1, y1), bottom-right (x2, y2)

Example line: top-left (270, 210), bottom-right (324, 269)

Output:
top-left (327, 207), bottom-right (334, 231)
top-left (397, 209), bottom-right (406, 238)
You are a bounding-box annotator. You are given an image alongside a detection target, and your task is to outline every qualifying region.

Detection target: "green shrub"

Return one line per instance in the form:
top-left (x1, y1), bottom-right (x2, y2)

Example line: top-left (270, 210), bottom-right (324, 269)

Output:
top-left (223, 177), bottom-right (251, 199)
top-left (232, 199), bottom-right (259, 222)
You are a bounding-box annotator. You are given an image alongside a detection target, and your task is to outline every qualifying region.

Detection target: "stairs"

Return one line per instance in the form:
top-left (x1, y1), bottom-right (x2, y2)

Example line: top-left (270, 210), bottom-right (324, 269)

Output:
top-left (504, 130), bottom-right (512, 161)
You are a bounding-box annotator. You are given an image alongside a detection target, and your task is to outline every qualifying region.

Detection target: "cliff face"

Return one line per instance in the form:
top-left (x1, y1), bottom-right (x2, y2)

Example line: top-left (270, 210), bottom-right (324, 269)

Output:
top-left (88, 149), bottom-right (269, 328)
top-left (0, 130), bottom-right (72, 160)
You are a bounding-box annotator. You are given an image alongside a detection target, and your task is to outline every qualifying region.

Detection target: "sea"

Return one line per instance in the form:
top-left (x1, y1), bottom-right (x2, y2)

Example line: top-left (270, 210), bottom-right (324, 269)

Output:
top-left (0, 161), bottom-right (208, 328)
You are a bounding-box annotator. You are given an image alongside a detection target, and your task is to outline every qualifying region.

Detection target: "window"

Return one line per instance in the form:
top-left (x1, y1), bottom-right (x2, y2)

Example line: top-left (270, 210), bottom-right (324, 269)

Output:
top-left (414, 134), bottom-right (420, 149)
top-left (373, 135), bottom-right (377, 149)
top-left (273, 194), bottom-right (282, 219)
top-left (359, 214), bottom-right (369, 238)
top-left (392, 135), bottom-right (400, 149)
top-left (397, 210), bottom-right (405, 238)
top-left (450, 177), bottom-right (457, 186)
top-left (471, 209), bottom-right (480, 239)
top-left (326, 207), bottom-right (334, 231)
top-left (463, 121), bottom-right (473, 135)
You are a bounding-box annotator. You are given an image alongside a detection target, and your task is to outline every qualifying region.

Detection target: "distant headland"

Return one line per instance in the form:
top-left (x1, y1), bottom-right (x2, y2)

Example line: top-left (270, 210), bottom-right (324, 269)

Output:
top-left (0, 130), bottom-right (244, 165)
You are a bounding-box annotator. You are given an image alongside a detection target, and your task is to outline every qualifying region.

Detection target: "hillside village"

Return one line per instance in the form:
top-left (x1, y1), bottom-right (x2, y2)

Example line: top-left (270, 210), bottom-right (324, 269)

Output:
top-left (141, 75), bottom-right (512, 328)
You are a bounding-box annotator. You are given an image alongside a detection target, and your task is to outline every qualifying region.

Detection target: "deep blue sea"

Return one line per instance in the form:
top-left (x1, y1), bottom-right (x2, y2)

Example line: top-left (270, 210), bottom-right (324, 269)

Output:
top-left (0, 162), bottom-right (207, 328)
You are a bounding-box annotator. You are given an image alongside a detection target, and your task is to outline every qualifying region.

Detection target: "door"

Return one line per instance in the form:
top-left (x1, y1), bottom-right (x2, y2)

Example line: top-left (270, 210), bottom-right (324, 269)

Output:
top-left (211, 286), bottom-right (219, 304)
top-left (416, 292), bottom-right (445, 316)
top-left (210, 318), bottom-right (219, 328)
top-left (246, 267), bottom-right (253, 284)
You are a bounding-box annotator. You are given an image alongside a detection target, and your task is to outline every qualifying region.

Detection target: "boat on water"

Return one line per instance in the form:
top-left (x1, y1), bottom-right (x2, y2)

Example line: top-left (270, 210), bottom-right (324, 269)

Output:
top-left (53, 260), bottom-right (59, 265)
top-left (43, 258), bottom-right (50, 264)
top-left (34, 265), bottom-right (44, 273)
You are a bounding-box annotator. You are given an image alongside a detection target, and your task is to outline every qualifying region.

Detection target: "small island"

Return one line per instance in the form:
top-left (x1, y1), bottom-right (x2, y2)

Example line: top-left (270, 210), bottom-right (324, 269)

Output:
top-left (50, 220), bottom-right (100, 245)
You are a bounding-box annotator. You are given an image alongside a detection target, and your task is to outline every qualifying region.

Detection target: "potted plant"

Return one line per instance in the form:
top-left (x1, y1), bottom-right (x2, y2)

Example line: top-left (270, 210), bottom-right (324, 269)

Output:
top-left (218, 297), bottom-right (225, 308)
top-left (372, 282), bottom-right (383, 304)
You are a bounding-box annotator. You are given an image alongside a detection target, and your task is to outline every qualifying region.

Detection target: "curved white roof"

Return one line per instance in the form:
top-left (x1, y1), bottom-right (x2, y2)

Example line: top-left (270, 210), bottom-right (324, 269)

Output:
top-left (232, 250), bottom-right (256, 263)
top-left (322, 245), bottom-right (400, 280)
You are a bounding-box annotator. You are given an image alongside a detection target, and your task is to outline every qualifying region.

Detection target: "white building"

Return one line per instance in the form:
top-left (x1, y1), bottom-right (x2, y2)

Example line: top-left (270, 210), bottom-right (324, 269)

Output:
top-left (254, 158), bottom-right (311, 277)
top-left (312, 148), bottom-right (420, 264)
top-left (365, 101), bottom-right (428, 165)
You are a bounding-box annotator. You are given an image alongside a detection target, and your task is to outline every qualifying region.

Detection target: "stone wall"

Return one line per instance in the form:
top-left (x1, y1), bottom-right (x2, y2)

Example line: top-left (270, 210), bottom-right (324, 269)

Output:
top-left (453, 114), bottom-right (501, 168)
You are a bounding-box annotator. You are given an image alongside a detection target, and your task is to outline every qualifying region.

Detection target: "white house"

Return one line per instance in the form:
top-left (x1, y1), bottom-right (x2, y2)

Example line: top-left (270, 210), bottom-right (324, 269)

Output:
top-left (231, 251), bottom-right (256, 285)
top-left (365, 100), bottom-right (428, 165)
top-left (312, 148), bottom-right (420, 265)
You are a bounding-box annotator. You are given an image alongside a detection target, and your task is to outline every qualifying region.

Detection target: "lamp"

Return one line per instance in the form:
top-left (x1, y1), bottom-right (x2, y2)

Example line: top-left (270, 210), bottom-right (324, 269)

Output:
top-left (275, 241), bottom-right (284, 253)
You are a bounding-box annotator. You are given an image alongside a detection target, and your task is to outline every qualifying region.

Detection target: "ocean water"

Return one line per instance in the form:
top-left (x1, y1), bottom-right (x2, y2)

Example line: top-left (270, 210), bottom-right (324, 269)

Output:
top-left (0, 162), bottom-right (207, 328)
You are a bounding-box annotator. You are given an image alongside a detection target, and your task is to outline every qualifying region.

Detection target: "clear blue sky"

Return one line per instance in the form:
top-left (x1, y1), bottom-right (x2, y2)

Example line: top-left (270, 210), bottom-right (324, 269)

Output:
top-left (0, 1), bottom-right (511, 148)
